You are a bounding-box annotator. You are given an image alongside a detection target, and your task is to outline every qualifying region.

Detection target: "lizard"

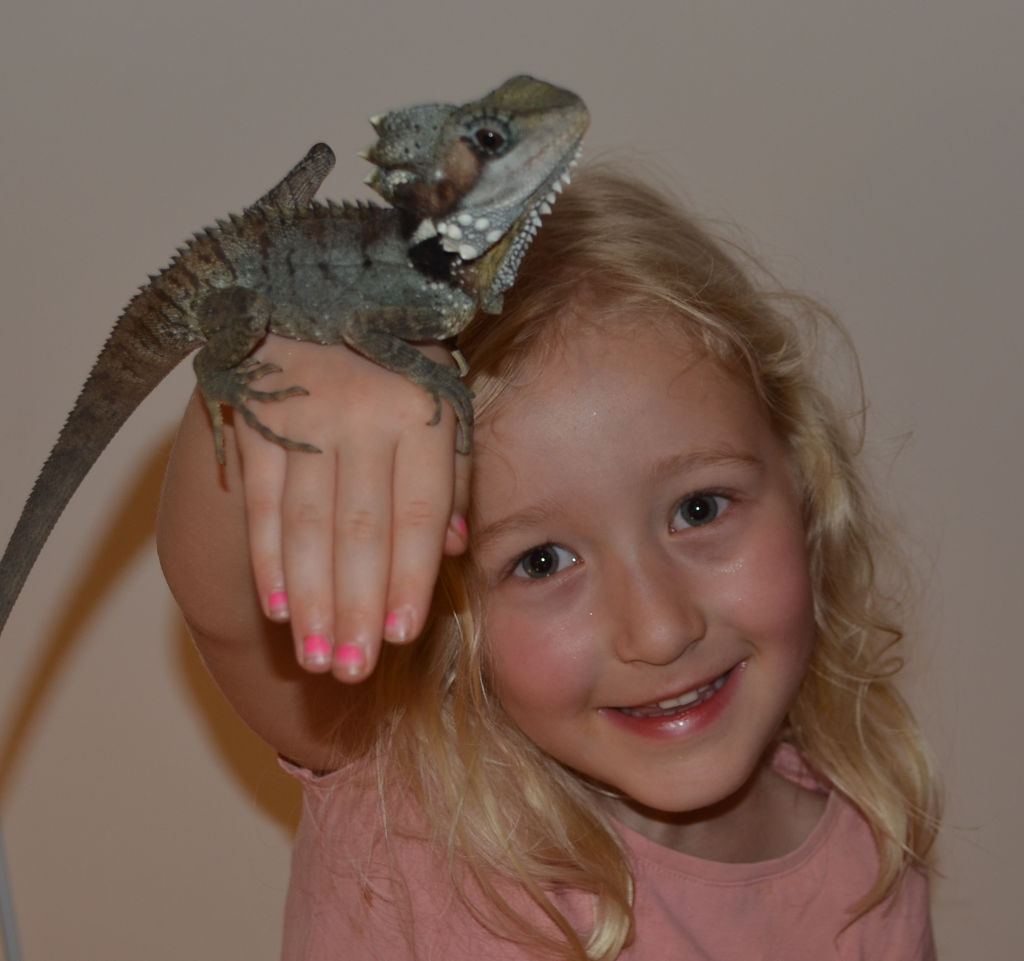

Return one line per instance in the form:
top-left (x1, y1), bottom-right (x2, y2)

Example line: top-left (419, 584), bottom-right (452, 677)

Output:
top-left (0, 74), bottom-right (589, 641)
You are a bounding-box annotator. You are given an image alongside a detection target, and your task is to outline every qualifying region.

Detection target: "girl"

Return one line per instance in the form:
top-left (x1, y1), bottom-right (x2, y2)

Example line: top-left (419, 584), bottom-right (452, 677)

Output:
top-left (157, 166), bottom-right (940, 959)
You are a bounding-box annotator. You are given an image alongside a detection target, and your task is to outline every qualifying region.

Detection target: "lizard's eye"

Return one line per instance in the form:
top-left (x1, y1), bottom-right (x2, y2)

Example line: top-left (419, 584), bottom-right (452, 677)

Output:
top-left (473, 127), bottom-right (507, 153)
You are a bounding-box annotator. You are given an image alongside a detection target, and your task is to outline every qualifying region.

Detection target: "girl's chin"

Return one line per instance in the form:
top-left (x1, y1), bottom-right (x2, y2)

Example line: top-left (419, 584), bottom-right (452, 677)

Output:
top-left (597, 759), bottom-right (785, 858)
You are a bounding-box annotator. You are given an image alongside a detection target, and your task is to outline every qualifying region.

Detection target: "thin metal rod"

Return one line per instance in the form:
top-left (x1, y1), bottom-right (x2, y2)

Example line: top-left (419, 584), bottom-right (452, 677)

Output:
top-left (0, 819), bottom-right (23, 961)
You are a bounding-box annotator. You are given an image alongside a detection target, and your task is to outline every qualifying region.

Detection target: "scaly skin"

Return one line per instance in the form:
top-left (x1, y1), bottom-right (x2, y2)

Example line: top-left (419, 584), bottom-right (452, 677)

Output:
top-left (0, 75), bottom-right (589, 639)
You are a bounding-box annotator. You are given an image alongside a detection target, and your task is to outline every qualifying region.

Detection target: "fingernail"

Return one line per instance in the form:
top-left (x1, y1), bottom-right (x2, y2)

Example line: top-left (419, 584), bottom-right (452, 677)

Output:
top-left (384, 608), bottom-right (413, 644)
top-left (333, 643), bottom-right (365, 677)
top-left (451, 515), bottom-right (468, 539)
top-left (302, 634), bottom-right (331, 669)
top-left (268, 590), bottom-right (289, 619)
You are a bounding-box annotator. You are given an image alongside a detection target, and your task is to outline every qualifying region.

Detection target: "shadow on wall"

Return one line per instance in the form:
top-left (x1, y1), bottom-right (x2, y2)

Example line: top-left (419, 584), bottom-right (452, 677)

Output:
top-left (0, 435), bottom-right (299, 833)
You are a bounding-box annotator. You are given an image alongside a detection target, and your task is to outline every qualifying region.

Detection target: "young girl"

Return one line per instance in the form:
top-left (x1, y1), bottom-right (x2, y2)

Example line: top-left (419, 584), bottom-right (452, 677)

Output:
top-left (157, 166), bottom-right (941, 959)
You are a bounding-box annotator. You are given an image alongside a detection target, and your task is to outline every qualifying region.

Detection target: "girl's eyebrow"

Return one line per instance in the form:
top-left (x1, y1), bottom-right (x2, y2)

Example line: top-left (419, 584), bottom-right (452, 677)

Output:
top-left (473, 497), bottom-right (565, 553)
top-left (647, 447), bottom-right (764, 486)
top-left (474, 449), bottom-right (763, 552)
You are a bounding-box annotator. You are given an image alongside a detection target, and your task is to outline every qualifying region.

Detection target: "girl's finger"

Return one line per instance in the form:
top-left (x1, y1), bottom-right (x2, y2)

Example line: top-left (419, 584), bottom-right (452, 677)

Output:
top-left (384, 410), bottom-right (459, 645)
top-left (326, 436), bottom-right (396, 681)
top-left (278, 443), bottom-right (344, 673)
top-left (445, 447), bottom-right (473, 557)
top-left (235, 415), bottom-right (289, 621)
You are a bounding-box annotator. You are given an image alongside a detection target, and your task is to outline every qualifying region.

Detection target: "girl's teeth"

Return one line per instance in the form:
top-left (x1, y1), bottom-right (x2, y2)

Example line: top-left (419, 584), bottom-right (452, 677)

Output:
top-left (620, 673), bottom-right (728, 717)
top-left (655, 686), bottom-right (708, 710)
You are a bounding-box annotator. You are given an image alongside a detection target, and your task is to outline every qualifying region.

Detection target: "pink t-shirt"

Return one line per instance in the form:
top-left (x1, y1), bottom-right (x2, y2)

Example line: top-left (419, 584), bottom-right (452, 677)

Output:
top-left (280, 746), bottom-right (933, 960)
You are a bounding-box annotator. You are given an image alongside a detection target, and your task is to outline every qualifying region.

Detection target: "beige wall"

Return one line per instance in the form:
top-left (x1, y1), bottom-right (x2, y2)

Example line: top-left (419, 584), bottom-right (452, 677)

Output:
top-left (1, 1), bottom-right (1019, 956)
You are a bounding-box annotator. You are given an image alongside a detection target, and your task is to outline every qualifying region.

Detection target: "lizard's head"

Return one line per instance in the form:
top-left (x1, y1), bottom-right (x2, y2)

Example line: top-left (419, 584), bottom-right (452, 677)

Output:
top-left (364, 75), bottom-right (589, 311)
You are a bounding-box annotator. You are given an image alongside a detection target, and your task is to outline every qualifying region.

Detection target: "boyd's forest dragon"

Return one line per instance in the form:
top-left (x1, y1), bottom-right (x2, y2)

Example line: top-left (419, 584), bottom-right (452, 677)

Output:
top-left (0, 74), bottom-right (589, 640)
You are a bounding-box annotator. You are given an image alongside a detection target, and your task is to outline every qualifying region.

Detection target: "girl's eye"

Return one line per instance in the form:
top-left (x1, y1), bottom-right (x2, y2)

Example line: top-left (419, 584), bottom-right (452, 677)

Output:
top-left (672, 494), bottom-right (730, 530)
top-left (513, 544), bottom-right (578, 580)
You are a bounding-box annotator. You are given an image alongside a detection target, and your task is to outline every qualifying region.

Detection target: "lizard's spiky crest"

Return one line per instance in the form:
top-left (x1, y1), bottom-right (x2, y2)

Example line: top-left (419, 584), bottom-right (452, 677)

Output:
top-left (0, 75), bottom-right (587, 648)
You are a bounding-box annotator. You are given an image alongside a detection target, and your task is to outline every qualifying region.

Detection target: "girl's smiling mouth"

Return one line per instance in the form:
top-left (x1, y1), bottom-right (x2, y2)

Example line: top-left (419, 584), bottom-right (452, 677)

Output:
top-left (615, 670), bottom-right (731, 719)
top-left (599, 662), bottom-right (748, 740)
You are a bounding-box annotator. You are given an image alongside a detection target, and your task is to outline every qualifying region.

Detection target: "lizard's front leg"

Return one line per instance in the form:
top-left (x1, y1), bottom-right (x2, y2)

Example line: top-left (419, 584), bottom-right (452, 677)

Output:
top-left (341, 309), bottom-right (474, 453)
top-left (195, 287), bottom-right (318, 463)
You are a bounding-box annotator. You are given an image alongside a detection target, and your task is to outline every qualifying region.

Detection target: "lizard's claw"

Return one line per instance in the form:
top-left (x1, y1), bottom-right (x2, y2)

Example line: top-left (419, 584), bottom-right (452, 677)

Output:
top-left (238, 359), bottom-right (283, 381)
top-left (236, 399), bottom-right (321, 454)
top-left (419, 364), bottom-right (474, 454)
top-left (197, 358), bottom-right (320, 463)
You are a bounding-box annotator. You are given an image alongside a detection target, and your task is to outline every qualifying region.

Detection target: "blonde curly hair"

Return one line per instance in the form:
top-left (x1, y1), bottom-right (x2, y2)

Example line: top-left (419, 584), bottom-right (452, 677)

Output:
top-left (340, 164), bottom-right (940, 960)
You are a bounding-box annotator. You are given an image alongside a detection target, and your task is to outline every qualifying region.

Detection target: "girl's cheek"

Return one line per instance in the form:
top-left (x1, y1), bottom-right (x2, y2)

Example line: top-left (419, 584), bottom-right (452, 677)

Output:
top-left (722, 514), bottom-right (817, 673)
top-left (486, 601), bottom-right (600, 721)
top-left (750, 521), bottom-right (815, 640)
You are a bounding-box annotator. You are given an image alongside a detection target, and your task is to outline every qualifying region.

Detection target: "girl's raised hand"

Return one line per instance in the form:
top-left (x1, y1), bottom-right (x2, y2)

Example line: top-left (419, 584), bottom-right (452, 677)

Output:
top-left (230, 334), bottom-right (470, 682)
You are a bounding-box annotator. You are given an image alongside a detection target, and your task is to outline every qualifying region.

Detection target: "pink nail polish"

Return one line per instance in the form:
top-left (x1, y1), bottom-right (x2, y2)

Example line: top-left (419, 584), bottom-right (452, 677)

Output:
top-left (268, 590), bottom-right (289, 618)
top-left (384, 608), bottom-right (413, 643)
top-left (333, 643), bottom-right (365, 675)
top-left (302, 634), bottom-right (331, 667)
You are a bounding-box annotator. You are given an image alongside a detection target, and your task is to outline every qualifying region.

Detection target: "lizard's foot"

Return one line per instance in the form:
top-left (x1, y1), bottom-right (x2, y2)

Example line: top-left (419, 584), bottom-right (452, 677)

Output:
top-left (237, 359), bottom-right (284, 381)
top-left (236, 399), bottom-right (321, 455)
top-left (340, 320), bottom-right (475, 452)
top-left (235, 358), bottom-right (311, 405)
top-left (197, 358), bottom-right (320, 463)
top-left (417, 364), bottom-right (474, 454)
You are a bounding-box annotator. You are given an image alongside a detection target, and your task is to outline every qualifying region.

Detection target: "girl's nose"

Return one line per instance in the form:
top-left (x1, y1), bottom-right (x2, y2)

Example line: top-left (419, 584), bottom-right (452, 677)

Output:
top-left (605, 550), bottom-right (706, 666)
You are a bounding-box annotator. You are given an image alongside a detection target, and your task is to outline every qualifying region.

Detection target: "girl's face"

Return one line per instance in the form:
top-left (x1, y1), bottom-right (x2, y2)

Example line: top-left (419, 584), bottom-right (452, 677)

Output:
top-left (471, 320), bottom-right (816, 843)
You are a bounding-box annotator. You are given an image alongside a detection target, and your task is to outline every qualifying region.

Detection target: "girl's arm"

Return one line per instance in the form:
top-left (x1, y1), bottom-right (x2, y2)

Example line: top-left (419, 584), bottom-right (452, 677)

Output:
top-left (156, 336), bottom-right (468, 771)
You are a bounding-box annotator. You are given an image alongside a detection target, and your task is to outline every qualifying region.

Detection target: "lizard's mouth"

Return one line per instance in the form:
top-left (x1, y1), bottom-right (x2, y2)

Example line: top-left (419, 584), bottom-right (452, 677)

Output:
top-left (469, 145), bottom-right (581, 311)
top-left (412, 144), bottom-right (581, 264)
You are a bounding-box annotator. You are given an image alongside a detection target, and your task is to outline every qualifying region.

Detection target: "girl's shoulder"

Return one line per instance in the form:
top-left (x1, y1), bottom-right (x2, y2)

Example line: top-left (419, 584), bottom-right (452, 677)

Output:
top-left (616, 744), bottom-right (935, 958)
top-left (279, 755), bottom-right (595, 961)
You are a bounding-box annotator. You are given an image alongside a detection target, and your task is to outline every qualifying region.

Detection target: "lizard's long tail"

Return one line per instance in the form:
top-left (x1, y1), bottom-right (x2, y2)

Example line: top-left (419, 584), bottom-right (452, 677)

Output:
top-left (0, 290), bottom-right (204, 639)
